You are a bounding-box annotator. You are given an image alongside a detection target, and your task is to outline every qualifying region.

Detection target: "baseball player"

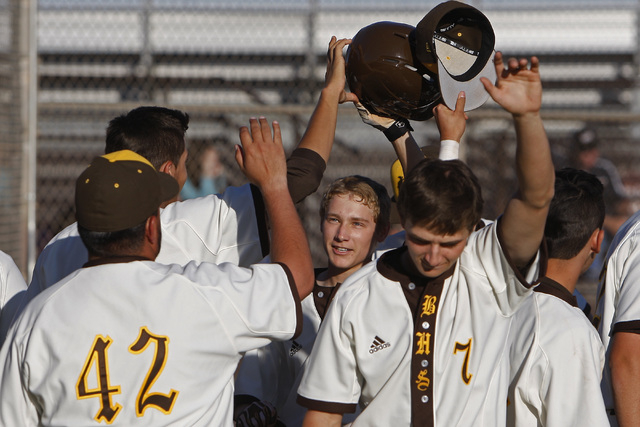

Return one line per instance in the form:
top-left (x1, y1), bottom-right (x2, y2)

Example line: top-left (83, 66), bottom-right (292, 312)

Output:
top-left (233, 37), bottom-right (470, 426)
top-left (507, 168), bottom-right (609, 426)
top-left (234, 174), bottom-right (391, 427)
top-left (22, 44), bottom-right (350, 324)
top-left (297, 51), bottom-right (554, 426)
top-left (593, 208), bottom-right (640, 426)
top-left (0, 249), bottom-right (26, 345)
top-left (0, 115), bottom-right (315, 425)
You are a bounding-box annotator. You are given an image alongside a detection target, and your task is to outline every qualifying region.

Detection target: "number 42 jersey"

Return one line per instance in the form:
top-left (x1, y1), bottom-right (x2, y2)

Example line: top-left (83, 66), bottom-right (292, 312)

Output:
top-left (0, 258), bottom-right (301, 426)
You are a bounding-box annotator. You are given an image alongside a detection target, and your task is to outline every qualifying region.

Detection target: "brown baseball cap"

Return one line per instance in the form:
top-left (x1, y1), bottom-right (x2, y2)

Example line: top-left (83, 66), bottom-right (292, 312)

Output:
top-left (75, 150), bottom-right (179, 232)
top-left (415, 1), bottom-right (496, 111)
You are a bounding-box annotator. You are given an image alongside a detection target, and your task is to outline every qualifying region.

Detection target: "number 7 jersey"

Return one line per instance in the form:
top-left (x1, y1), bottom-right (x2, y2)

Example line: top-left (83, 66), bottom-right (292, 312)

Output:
top-left (297, 221), bottom-right (543, 426)
top-left (0, 258), bottom-right (302, 426)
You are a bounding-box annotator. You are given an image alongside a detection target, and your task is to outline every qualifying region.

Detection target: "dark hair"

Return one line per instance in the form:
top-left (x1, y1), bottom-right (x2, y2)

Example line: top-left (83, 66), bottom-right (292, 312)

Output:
top-left (397, 159), bottom-right (483, 234)
top-left (319, 175), bottom-right (391, 235)
top-left (78, 220), bottom-right (148, 258)
top-left (105, 106), bottom-right (189, 169)
top-left (545, 168), bottom-right (605, 260)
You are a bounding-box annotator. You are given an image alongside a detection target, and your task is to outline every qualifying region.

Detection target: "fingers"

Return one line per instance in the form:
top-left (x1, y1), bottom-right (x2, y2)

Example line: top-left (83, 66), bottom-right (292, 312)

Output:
top-left (454, 91), bottom-right (466, 112)
top-left (237, 117), bottom-right (274, 154)
top-left (504, 56), bottom-right (538, 74)
top-left (529, 56), bottom-right (540, 74)
top-left (271, 120), bottom-right (282, 146)
top-left (480, 76), bottom-right (496, 94)
top-left (327, 36), bottom-right (337, 60)
top-left (493, 51), bottom-right (505, 77)
top-left (327, 36), bottom-right (350, 60)
top-left (257, 116), bottom-right (273, 144)
top-left (234, 142), bottom-right (245, 170)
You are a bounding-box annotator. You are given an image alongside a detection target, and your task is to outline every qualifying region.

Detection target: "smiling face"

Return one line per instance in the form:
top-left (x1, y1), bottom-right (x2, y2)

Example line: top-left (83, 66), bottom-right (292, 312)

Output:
top-left (322, 194), bottom-right (382, 279)
top-left (402, 218), bottom-right (470, 278)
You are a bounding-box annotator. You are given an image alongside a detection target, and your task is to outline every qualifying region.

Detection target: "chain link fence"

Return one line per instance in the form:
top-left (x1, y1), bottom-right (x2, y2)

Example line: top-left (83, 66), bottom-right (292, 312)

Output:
top-left (0, 0), bottom-right (34, 277)
top-left (3, 0), bottom-right (640, 283)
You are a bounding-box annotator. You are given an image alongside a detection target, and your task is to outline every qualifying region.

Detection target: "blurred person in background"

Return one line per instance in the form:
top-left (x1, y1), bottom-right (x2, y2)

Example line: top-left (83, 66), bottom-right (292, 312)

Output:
top-left (571, 127), bottom-right (631, 282)
top-left (181, 140), bottom-right (228, 200)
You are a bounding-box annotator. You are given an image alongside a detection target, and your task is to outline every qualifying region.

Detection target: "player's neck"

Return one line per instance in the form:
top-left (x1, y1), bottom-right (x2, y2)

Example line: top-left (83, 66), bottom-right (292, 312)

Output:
top-left (319, 262), bottom-right (368, 288)
top-left (545, 259), bottom-right (582, 294)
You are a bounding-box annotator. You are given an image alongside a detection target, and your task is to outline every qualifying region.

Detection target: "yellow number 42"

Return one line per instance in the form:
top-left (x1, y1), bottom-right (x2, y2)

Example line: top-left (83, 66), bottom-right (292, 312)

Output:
top-left (76, 327), bottom-right (179, 424)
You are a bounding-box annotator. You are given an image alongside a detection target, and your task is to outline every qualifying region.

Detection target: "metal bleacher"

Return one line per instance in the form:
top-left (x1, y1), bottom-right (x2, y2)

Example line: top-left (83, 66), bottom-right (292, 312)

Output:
top-left (35, 2), bottom-right (640, 258)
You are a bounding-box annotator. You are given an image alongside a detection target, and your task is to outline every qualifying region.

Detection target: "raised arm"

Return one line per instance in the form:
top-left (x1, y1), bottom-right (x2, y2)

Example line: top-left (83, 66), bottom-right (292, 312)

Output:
top-left (354, 103), bottom-right (423, 175)
top-left (356, 91), bottom-right (467, 178)
top-left (433, 91), bottom-right (468, 161)
top-left (481, 52), bottom-right (554, 267)
top-left (296, 37), bottom-right (357, 162)
top-left (236, 117), bottom-right (314, 299)
top-left (286, 37), bottom-right (357, 203)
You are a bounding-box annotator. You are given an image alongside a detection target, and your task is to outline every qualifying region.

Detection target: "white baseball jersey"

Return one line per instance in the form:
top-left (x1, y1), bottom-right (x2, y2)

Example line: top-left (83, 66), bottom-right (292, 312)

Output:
top-left (235, 276), bottom-right (359, 426)
top-left (0, 257), bottom-right (301, 426)
top-left (593, 208), bottom-right (640, 425)
top-left (297, 220), bottom-right (543, 426)
top-left (507, 277), bottom-right (608, 426)
top-left (29, 183), bottom-right (267, 294)
top-left (0, 250), bottom-right (27, 345)
top-left (235, 292), bottom-right (322, 426)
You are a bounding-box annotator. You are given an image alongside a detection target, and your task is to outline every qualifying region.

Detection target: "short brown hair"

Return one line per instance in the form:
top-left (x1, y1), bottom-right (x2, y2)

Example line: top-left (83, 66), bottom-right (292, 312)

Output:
top-left (319, 175), bottom-right (391, 235)
top-left (397, 159), bottom-right (483, 234)
top-left (106, 106), bottom-right (189, 169)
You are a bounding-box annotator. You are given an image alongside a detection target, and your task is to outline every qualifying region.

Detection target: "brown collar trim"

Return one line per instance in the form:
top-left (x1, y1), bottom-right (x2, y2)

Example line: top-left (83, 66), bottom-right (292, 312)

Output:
top-left (376, 246), bottom-right (455, 288)
top-left (535, 277), bottom-right (578, 308)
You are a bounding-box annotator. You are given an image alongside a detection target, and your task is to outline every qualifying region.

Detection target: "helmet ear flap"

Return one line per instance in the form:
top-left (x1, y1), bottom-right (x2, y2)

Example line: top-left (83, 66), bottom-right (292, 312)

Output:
top-left (346, 21), bottom-right (443, 122)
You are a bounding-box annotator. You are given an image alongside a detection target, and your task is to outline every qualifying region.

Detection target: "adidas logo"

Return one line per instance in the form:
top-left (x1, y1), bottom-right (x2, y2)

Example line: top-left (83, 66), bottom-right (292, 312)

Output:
top-left (369, 336), bottom-right (391, 354)
top-left (289, 341), bottom-right (303, 357)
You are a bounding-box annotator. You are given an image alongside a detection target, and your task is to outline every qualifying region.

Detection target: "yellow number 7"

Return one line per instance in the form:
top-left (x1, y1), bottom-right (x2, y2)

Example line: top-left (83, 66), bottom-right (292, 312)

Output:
top-left (453, 338), bottom-right (473, 385)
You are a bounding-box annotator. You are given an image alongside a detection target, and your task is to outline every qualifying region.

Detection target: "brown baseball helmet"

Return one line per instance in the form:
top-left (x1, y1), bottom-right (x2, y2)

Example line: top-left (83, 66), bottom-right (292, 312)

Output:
top-left (346, 21), bottom-right (442, 121)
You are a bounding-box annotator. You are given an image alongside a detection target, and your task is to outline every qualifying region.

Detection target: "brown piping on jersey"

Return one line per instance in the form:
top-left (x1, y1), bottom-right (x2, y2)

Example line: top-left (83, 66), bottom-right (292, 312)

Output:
top-left (612, 320), bottom-right (640, 335)
top-left (286, 148), bottom-right (326, 203)
top-left (252, 148), bottom-right (327, 259)
top-left (534, 277), bottom-right (579, 308)
top-left (296, 395), bottom-right (358, 415)
top-left (249, 184), bottom-right (270, 259)
top-left (377, 247), bottom-right (454, 426)
top-left (313, 268), bottom-right (343, 321)
top-left (275, 262), bottom-right (304, 339)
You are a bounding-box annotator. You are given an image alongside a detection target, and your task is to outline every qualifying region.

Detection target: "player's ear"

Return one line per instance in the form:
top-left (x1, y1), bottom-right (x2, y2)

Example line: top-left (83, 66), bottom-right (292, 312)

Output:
top-left (159, 160), bottom-right (176, 178)
top-left (592, 228), bottom-right (605, 254)
top-left (145, 213), bottom-right (161, 248)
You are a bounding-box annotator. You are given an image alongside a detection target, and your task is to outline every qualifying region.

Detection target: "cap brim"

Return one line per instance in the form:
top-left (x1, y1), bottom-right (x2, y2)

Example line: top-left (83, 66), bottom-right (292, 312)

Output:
top-left (437, 50), bottom-right (496, 111)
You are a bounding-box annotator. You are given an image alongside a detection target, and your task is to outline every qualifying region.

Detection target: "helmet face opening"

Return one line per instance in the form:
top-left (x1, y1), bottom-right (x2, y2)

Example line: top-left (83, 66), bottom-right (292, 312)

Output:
top-left (346, 21), bottom-right (443, 121)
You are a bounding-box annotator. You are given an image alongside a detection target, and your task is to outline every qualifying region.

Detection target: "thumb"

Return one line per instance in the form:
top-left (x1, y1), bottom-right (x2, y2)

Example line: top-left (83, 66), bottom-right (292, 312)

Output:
top-left (480, 77), bottom-right (496, 96)
top-left (234, 144), bottom-right (245, 171)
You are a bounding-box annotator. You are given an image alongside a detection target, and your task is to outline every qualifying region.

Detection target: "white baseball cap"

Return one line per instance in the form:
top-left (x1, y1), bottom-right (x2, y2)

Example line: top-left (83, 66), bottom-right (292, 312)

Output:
top-left (415, 1), bottom-right (496, 111)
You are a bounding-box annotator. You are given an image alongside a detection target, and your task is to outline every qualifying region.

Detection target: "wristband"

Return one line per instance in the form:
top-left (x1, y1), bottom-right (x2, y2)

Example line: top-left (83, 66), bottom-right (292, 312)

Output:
top-left (439, 139), bottom-right (460, 161)
top-left (382, 119), bottom-right (413, 142)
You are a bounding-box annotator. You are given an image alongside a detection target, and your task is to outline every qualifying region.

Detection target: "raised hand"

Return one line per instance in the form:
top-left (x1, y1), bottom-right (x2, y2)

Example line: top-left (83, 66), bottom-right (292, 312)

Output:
top-left (325, 36), bottom-right (359, 104)
top-left (433, 91), bottom-right (468, 142)
top-left (235, 117), bottom-right (287, 192)
top-left (481, 51), bottom-right (542, 117)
